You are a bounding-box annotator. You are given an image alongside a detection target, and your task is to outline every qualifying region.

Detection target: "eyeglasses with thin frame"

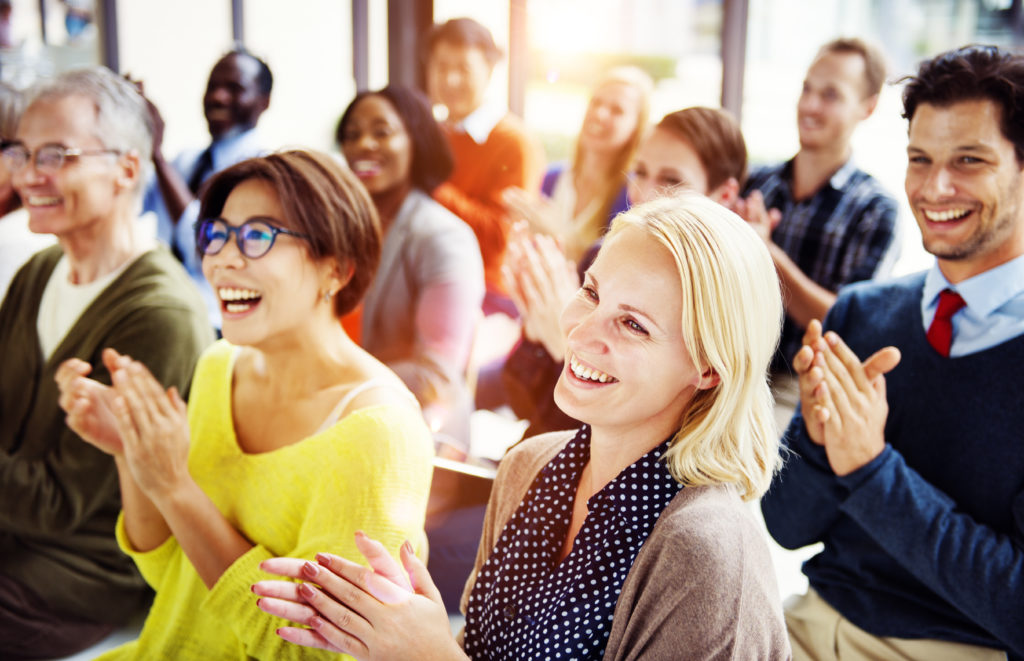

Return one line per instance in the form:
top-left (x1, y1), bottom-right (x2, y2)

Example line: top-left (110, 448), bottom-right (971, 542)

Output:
top-left (0, 142), bottom-right (123, 173)
top-left (195, 217), bottom-right (310, 259)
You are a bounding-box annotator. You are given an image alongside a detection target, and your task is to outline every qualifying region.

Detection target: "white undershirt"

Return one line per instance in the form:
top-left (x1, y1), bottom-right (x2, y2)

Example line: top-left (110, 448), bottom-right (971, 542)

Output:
top-left (36, 254), bottom-right (138, 359)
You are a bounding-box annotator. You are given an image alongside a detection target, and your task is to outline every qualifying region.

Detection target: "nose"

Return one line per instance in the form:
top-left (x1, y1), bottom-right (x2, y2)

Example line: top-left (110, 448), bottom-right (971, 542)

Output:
top-left (919, 165), bottom-right (955, 200)
top-left (563, 304), bottom-right (609, 357)
top-left (627, 178), bottom-right (654, 206)
top-left (444, 69), bottom-right (463, 90)
top-left (355, 131), bottom-right (377, 152)
top-left (797, 90), bottom-right (819, 114)
top-left (206, 84), bottom-right (231, 106)
top-left (13, 155), bottom-right (46, 189)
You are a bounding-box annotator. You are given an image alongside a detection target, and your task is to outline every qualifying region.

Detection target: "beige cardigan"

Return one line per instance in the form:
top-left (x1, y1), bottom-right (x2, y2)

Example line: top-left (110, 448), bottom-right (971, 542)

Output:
top-left (459, 431), bottom-right (791, 660)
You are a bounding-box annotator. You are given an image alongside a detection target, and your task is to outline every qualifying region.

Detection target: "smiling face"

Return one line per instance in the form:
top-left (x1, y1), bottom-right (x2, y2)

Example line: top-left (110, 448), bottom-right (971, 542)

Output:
top-left (13, 94), bottom-right (126, 242)
top-left (204, 53), bottom-right (269, 140)
top-left (797, 51), bottom-right (874, 152)
top-left (201, 177), bottom-right (338, 346)
top-left (627, 127), bottom-right (709, 205)
top-left (339, 95), bottom-right (413, 197)
top-left (905, 99), bottom-right (1024, 282)
top-left (426, 40), bottom-right (493, 123)
top-left (579, 81), bottom-right (643, 156)
top-left (554, 224), bottom-right (709, 444)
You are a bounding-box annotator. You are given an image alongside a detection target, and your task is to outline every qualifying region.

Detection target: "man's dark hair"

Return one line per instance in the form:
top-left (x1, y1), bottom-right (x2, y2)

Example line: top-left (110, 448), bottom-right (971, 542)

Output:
top-left (336, 85), bottom-right (454, 193)
top-left (902, 44), bottom-right (1024, 163)
top-left (423, 17), bottom-right (502, 67)
top-left (227, 47), bottom-right (273, 97)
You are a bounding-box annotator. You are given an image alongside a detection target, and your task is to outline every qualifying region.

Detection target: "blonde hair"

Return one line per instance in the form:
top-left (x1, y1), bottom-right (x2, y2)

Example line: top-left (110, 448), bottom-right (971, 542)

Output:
top-left (608, 194), bottom-right (783, 500)
top-left (566, 66), bottom-right (653, 260)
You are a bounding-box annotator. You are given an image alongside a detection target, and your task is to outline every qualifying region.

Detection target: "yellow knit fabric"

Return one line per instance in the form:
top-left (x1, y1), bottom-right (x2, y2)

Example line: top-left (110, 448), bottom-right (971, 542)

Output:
top-left (99, 340), bottom-right (435, 660)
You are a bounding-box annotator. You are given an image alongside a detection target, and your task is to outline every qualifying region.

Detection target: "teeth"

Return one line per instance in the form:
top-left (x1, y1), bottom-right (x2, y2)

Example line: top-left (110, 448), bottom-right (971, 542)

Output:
top-left (569, 354), bottom-right (615, 383)
top-left (924, 208), bottom-right (970, 222)
top-left (225, 302), bottom-right (252, 313)
top-left (351, 160), bottom-right (380, 174)
top-left (27, 196), bottom-right (61, 206)
top-left (218, 287), bottom-right (261, 302)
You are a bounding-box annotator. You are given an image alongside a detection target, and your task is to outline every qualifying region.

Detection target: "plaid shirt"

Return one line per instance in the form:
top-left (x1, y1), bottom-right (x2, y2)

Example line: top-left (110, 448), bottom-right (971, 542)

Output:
top-left (745, 158), bottom-right (898, 371)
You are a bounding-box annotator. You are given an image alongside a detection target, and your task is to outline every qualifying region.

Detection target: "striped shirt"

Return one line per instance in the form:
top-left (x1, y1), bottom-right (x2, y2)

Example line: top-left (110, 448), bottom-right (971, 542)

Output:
top-left (745, 158), bottom-right (898, 371)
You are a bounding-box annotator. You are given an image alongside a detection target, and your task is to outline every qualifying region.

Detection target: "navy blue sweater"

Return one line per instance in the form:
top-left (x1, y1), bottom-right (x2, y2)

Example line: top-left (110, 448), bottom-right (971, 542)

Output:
top-left (762, 272), bottom-right (1024, 659)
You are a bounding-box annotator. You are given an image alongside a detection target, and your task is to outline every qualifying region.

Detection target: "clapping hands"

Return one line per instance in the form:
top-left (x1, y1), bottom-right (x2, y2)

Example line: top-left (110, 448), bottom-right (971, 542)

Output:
top-left (793, 320), bottom-right (901, 475)
top-left (254, 531), bottom-right (463, 661)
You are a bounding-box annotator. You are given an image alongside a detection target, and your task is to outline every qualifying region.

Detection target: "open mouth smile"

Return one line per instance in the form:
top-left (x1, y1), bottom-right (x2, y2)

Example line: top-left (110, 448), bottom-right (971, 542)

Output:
top-left (218, 287), bottom-right (262, 314)
top-left (568, 353), bottom-right (618, 384)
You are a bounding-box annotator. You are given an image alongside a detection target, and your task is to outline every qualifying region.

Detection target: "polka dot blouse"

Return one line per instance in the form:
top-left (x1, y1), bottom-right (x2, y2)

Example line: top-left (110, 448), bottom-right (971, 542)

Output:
top-left (463, 425), bottom-right (683, 660)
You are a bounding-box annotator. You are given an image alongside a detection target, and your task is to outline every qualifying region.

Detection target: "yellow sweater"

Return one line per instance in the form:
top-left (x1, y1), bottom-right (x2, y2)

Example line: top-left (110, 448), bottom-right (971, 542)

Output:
top-left (99, 340), bottom-right (435, 660)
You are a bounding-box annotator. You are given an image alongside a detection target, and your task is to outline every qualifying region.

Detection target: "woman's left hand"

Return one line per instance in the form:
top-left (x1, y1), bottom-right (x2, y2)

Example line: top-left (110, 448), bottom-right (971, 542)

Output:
top-left (254, 532), bottom-right (465, 661)
top-left (109, 355), bottom-right (192, 501)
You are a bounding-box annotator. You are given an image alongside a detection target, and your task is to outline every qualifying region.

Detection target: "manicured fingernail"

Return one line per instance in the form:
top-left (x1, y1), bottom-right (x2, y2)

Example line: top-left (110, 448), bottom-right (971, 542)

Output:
top-left (309, 615), bottom-right (323, 630)
top-left (298, 583), bottom-right (316, 599)
top-left (250, 584), bottom-right (256, 593)
top-left (354, 530), bottom-right (366, 540)
top-left (825, 332), bottom-right (838, 345)
top-left (315, 552), bottom-right (331, 567)
top-left (302, 561), bottom-right (319, 577)
top-left (402, 540), bottom-right (414, 556)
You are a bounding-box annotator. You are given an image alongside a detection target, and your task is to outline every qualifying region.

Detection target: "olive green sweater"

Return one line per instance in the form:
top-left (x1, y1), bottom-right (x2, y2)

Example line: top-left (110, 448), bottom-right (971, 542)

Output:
top-left (0, 245), bottom-right (213, 624)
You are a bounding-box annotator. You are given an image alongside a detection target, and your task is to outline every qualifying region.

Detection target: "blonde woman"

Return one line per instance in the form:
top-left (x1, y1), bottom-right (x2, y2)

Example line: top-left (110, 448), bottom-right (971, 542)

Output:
top-left (254, 195), bottom-right (791, 660)
top-left (502, 66), bottom-right (653, 263)
top-left (482, 67), bottom-right (653, 432)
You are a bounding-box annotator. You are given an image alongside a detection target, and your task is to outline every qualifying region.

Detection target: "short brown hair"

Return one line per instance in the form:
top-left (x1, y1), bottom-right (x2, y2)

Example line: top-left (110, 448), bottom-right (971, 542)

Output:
top-left (817, 37), bottom-right (887, 98)
top-left (425, 17), bottom-right (502, 67)
top-left (656, 107), bottom-right (748, 190)
top-left (198, 149), bottom-right (382, 317)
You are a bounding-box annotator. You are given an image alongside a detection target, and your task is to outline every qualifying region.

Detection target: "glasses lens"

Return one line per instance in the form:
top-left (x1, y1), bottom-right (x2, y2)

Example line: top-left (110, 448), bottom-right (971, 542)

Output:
top-left (240, 220), bottom-right (276, 258)
top-left (1, 144), bottom-right (28, 169)
top-left (198, 219), bottom-right (229, 255)
top-left (36, 145), bottom-right (65, 171)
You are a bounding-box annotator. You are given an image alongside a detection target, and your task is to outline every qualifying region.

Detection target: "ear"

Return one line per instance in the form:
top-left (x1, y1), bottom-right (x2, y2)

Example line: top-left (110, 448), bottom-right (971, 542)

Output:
top-left (323, 258), bottom-right (354, 298)
top-left (708, 177), bottom-right (740, 209)
top-left (860, 93), bottom-right (879, 120)
top-left (696, 367), bottom-right (721, 391)
top-left (114, 149), bottom-right (141, 192)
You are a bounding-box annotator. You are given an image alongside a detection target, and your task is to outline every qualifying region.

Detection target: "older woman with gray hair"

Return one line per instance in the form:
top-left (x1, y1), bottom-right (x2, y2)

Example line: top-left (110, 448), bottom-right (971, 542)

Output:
top-left (255, 194), bottom-right (792, 660)
top-left (0, 67), bottom-right (212, 659)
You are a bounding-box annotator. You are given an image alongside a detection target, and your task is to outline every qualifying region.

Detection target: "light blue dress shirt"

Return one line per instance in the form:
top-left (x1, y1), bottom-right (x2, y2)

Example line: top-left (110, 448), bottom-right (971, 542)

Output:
top-left (921, 253), bottom-right (1024, 356)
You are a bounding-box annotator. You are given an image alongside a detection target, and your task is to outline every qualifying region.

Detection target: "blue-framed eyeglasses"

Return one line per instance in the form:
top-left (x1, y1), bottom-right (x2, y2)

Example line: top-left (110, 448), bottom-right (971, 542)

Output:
top-left (0, 142), bottom-right (122, 173)
top-left (195, 217), bottom-right (310, 259)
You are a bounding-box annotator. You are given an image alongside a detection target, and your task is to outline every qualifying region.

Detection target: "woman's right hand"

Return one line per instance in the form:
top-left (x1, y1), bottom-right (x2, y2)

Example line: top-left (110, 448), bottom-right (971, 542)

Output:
top-left (56, 349), bottom-right (126, 455)
top-left (254, 532), bottom-right (465, 661)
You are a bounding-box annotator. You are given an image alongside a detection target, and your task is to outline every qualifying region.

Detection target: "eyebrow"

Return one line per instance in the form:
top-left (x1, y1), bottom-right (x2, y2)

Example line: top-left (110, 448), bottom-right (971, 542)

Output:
top-left (586, 272), bottom-right (667, 334)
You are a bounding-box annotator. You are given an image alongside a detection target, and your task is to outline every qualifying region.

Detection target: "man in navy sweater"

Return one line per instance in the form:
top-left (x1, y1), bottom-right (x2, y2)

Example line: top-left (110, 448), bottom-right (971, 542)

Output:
top-left (762, 45), bottom-right (1024, 660)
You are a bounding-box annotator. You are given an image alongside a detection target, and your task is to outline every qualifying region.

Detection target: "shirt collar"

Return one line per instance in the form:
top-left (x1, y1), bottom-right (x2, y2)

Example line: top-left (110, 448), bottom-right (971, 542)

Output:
top-left (923, 253), bottom-right (1024, 317)
top-left (780, 156), bottom-right (858, 192)
top-left (454, 102), bottom-right (505, 144)
top-left (210, 126), bottom-right (261, 164)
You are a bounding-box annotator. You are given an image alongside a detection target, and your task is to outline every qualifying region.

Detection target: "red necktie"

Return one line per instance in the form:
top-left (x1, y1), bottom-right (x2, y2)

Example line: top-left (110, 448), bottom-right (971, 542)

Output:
top-left (926, 289), bottom-right (966, 357)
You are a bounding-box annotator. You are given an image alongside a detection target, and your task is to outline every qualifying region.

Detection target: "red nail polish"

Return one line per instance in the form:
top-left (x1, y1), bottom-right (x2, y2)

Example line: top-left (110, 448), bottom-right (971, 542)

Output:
top-left (302, 561), bottom-right (319, 577)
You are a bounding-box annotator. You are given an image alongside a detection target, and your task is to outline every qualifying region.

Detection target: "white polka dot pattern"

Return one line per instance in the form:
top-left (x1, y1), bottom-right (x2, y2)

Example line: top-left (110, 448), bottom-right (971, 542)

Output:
top-left (463, 425), bottom-right (683, 660)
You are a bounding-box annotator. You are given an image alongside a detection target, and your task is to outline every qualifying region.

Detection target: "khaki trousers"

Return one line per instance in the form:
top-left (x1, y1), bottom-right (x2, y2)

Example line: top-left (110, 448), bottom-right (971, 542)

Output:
top-left (785, 589), bottom-right (1007, 661)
